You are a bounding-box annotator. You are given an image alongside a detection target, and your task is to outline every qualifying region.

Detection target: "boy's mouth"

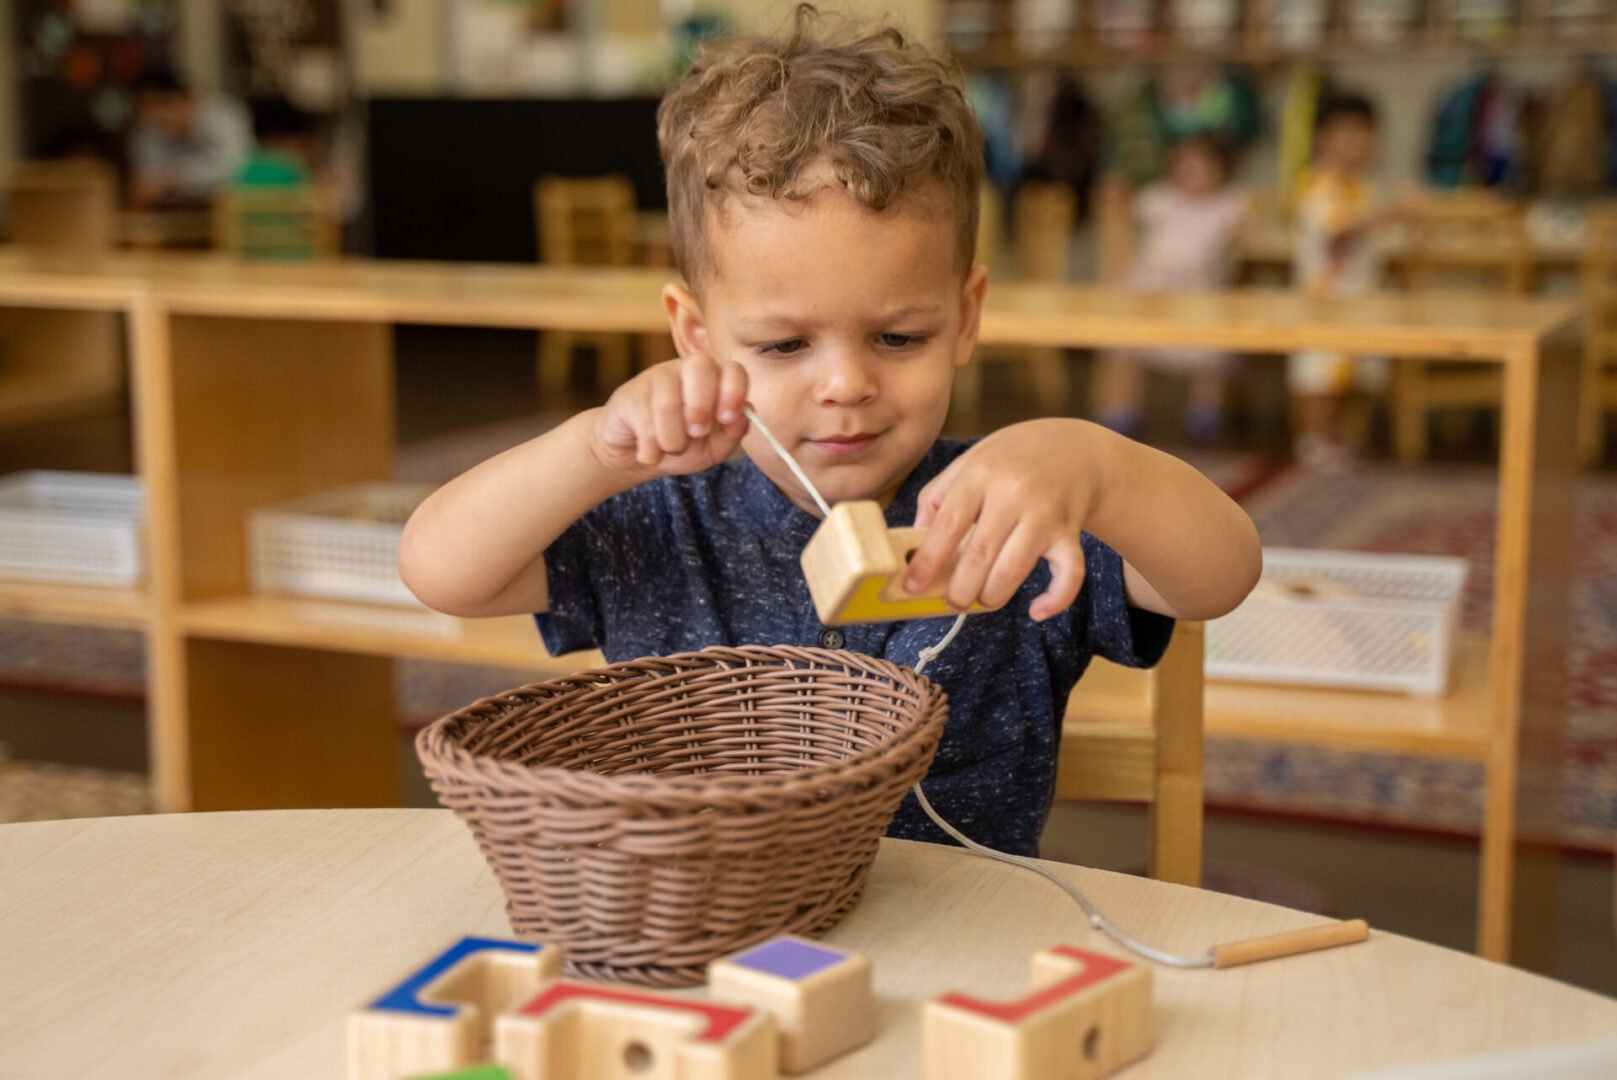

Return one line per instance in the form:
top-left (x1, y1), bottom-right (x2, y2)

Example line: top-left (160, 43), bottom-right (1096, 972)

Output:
top-left (809, 432), bottom-right (880, 456)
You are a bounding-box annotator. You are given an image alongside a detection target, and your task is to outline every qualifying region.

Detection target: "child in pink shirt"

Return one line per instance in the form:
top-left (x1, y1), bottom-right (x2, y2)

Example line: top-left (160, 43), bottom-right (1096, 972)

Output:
top-left (1093, 134), bottom-right (1249, 442)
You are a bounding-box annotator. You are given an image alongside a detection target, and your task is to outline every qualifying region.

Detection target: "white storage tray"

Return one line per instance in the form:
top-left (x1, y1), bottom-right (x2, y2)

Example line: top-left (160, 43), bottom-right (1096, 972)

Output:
top-left (0, 471), bottom-right (143, 586)
top-left (248, 482), bottom-right (434, 607)
top-left (1206, 547), bottom-right (1469, 696)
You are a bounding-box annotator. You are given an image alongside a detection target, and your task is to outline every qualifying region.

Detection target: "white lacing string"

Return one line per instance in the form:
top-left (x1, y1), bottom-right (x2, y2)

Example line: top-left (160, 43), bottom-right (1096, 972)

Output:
top-left (741, 404), bottom-right (1215, 968)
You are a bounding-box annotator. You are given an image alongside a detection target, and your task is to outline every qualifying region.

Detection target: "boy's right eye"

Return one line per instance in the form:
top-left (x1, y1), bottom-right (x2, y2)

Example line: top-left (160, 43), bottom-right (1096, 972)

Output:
top-left (756, 338), bottom-right (808, 357)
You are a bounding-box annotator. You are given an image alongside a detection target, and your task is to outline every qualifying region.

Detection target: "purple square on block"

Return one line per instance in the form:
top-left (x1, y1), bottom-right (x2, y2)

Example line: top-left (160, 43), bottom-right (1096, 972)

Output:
top-left (732, 938), bottom-right (846, 980)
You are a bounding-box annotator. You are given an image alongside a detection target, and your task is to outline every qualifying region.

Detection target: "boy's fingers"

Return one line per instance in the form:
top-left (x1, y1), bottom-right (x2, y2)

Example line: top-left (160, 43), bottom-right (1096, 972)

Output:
top-left (635, 425), bottom-right (662, 468)
top-left (650, 371), bottom-right (688, 455)
top-left (716, 361), bottom-right (749, 424)
top-left (979, 521), bottom-right (1046, 610)
top-left (906, 482), bottom-right (982, 592)
top-left (1030, 538), bottom-right (1086, 622)
top-left (914, 456), bottom-right (966, 529)
top-left (941, 503), bottom-right (1018, 611)
top-left (679, 356), bottom-right (717, 436)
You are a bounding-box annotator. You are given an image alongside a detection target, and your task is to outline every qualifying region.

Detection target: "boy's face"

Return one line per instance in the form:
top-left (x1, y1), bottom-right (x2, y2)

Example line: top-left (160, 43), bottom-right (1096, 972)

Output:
top-left (1317, 117), bottom-right (1375, 174)
top-left (665, 181), bottom-right (987, 515)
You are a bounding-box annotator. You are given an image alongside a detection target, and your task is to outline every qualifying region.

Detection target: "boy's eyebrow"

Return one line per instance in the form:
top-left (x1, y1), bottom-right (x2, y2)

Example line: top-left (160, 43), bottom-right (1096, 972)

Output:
top-left (735, 303), bottom-right (945, 330)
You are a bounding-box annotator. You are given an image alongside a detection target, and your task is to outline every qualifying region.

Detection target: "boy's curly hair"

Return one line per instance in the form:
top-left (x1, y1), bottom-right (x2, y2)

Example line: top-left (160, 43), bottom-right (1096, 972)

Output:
top-left (657, 4), bottom-right (983, 287)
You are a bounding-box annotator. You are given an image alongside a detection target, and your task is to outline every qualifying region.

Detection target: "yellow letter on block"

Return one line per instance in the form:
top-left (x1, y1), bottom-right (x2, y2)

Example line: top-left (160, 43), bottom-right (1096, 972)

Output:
top-left (921, 946), bottom-right (1151, 1080)
top-left (347, 936), bottom-right (562, 1080)
top-left (800, 501), bottom-right (1004, 626)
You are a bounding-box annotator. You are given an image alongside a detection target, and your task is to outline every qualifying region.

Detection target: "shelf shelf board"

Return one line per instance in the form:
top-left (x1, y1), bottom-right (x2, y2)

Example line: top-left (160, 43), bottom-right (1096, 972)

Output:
top-left (0, 373), bottom-right (123, 431)
top-left (0, 579), bottom-right (151, 629)
top-left (177, 593), bottom-right (601, 673)
top-left (1067, 634), bottom-right (1493, 761)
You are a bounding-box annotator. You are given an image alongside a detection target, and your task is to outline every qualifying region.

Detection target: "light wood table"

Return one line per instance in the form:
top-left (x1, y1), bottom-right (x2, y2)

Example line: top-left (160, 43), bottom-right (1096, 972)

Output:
top-left (0, 250), bottom-right (1579, 969)
top-left (3, 810), bottom-right (1614, 1080)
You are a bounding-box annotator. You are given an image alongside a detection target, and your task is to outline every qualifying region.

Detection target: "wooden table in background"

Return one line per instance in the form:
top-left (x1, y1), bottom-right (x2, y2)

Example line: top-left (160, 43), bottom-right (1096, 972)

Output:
top-left (3, 810), bottom-right (1615, 1079)
top-left (0, 250), bottom-right (1580, 969)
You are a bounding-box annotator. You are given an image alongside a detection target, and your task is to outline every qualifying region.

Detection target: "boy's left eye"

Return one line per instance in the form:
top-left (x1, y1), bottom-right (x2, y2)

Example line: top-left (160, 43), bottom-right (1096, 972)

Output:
top-left (878, 333), bottom-right (927, 349)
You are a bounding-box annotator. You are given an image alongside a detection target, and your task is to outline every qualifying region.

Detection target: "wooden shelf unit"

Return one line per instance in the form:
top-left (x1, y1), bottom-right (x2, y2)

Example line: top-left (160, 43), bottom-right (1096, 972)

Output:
top-left (0, 579), bottom-right (150, 629)
top-left (0, 248), bottom-right (1578, 968)
top-left (942, 0), bottom-right (1617, 70)
top-left (1069, 634), bottom-right (1495, 760)
top-left (178, 594), bottom-right (598, 672)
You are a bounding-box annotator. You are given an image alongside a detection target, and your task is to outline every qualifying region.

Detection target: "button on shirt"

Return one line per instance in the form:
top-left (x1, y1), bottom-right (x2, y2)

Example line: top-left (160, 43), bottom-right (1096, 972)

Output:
top-left (537, 438), bottom-right (1174, 856)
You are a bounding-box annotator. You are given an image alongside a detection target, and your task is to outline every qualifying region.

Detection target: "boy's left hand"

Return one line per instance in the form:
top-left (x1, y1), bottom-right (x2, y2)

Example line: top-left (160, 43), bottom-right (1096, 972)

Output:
top-left (905, 419), bottom-right (1104, 623)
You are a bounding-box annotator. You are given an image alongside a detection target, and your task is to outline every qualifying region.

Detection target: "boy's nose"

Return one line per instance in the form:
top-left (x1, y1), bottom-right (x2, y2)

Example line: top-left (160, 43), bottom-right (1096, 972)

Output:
top-left (815, 350), bottom-right (878, 405)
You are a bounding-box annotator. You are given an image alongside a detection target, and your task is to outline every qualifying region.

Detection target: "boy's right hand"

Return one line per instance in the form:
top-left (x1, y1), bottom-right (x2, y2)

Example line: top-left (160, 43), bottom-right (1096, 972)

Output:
top-left (590, 353), bottom-right (751, 477)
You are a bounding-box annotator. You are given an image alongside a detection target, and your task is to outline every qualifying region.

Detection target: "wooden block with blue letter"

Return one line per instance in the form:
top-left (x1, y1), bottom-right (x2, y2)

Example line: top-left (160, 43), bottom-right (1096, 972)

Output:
top-left (921, 945), bottom-right (1151, 1080)
top-left (495, 981), bottom-right (775, 1080)
top-left (347, 936), bottom-right (562, 1080)
top-left (707, 936), bottom-right (875, 1074)
top-left (800, 500), bottom-right (1003, 625)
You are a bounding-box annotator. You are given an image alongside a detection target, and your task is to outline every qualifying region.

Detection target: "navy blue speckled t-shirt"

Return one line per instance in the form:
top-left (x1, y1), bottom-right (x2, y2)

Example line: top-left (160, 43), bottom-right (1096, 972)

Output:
top-left (536, 438), bottom-right (1175, 856)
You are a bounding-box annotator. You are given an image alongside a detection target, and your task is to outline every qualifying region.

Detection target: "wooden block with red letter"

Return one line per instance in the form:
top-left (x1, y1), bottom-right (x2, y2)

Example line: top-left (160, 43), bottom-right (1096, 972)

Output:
top-left (800, 500), bottom-right (1003, 626)
top-left (347, 936), bottom-right (563, 1080)
top-left (707, 936), bottom-right (875, 1074)
top-left (495, 980), bottom-right (777, 1080)
top-left (921, 946), bottom-right (1152, 1080)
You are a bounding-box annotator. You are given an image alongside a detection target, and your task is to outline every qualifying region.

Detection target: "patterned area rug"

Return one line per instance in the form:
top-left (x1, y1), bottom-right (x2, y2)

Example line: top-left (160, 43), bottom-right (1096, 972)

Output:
top-left (1221, 464), bottom-right (1617, 851)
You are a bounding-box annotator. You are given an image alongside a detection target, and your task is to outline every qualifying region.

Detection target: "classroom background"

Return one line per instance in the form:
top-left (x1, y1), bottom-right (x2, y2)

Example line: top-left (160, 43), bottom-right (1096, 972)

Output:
top-left (0, 0), bottom-right (1614, 1002)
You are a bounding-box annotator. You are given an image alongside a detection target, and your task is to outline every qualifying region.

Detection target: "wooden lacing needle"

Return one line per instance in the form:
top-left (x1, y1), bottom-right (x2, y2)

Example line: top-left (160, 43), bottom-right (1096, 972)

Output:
top-left (1210, 919), bottom-right (1371, 968)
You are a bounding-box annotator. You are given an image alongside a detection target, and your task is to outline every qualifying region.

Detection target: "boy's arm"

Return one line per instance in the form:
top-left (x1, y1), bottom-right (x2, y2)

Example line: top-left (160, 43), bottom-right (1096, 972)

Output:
top-left (1085, 432), bottom-right (1262, 621)
top-left (398, 355), bottom-right (749, 618)
top-left (906, 419), bottom-right (1260, 623)
top-left (397, 410), bottom-right (633, 618)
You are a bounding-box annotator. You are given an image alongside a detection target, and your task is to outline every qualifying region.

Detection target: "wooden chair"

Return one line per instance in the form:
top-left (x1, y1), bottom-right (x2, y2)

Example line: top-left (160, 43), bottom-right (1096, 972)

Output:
top-left (3, 159), bottom-right (117, 251)
top-left (1579, 205), bottom-right (1617, 464)
top-left (1391, 193), bottom-right (1532, 461)
top-left (213, 185), bottom-right (340, 261)
top-left (1058, 620), bottom-right (1204, 886)
top-left (956, 181), bottom-right (1075, 426)
top-left (533, 175), bottom-right (637, 401)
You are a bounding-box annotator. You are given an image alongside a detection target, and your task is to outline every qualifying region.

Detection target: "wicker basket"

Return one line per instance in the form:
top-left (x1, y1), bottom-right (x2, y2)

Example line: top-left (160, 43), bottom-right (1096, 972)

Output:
top-left (416, 644), bottom-right (947, 988)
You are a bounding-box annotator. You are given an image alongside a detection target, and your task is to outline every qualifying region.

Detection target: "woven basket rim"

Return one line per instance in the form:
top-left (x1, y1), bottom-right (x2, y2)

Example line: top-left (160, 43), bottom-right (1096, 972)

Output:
top-left (417, 644), bottom-right (947, 804)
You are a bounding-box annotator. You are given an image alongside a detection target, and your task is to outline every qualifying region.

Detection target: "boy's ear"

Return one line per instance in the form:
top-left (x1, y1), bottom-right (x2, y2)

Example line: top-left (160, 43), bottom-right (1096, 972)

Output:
top-left (954, 263), bottom-right (989, 368)
top-left (662, 283), bottom-right (709, 357)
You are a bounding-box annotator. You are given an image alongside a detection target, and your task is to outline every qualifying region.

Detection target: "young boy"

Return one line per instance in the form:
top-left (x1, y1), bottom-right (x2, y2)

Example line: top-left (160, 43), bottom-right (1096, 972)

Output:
top-left (1287, 94), bottom-right (1417, 472)
top-left (399, 8), bottom-right (1261, 857)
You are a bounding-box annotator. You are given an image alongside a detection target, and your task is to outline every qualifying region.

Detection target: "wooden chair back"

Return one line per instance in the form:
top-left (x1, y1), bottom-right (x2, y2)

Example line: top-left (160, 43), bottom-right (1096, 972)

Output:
top-left (534, 175), bottom-right (636, 268)
top-left (1012, 181), bottom-right (1077, 282)
top-left (4, 159), bottom-right (117, 251)
top-left (1580, 205), bottom-right (1617, 461)
top-left (1404, 194), bottom-right (1532, 295)
top-left (1058, 621), bottom-right (1205, 886)
top-left (214, 185), bottom-right (339, 261)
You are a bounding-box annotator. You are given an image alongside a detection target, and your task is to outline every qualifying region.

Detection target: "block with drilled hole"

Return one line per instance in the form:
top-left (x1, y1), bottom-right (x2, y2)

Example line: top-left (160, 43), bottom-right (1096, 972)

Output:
top-left (800, 500), bottom-right (1004, 625)
top-left (921, 945), bottom-right (1151, 1080)
top-left (495, 980), bottom-right (775, 1080)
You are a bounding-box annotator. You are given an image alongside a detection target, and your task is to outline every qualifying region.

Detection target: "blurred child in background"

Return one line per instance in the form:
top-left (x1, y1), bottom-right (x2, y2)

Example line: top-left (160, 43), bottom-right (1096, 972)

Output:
top-left (1288, 94), bottom-right (1420, 472)
top-left (1093, 133), bottom-right (1249, 443)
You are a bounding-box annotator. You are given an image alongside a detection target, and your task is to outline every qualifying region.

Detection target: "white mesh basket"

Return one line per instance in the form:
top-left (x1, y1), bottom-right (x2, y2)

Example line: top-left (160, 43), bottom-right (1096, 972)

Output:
top-left (0, 471), bottom-right (143, 586)
top-left (1206, 548), bottom-right (1469, 696)
top-left (248, 482), bottom-right (433, 607)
